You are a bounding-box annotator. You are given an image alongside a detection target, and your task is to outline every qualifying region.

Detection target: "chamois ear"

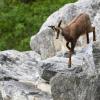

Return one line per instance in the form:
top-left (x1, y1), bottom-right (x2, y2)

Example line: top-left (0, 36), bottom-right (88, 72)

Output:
top-left (48, 26), bottom-right (55, 30)
top-left (58, 20), bottom-right (62, 27)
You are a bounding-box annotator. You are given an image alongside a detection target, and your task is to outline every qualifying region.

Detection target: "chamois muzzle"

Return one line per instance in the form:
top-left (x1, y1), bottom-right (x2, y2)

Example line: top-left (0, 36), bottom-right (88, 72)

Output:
top-left (48, 26), bottom-right (55, 30)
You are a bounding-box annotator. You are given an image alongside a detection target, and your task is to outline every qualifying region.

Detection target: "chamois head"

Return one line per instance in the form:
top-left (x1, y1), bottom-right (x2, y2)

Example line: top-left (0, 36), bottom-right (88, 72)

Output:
top-left (48, 20), bottom-right (62, 39)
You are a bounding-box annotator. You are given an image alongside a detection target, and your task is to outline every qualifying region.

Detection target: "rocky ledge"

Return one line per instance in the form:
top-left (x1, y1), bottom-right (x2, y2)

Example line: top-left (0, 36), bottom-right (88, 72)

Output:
top-left (0, 41), bottom-right (100, 100)
top-left (50, 42), bottom-right (100, 100)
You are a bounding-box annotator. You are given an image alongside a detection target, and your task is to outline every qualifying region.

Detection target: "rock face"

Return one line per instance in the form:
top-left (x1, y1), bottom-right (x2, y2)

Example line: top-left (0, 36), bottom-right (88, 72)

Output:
top-left (50, 41), bottom-right (100, 100)
top-left (0, 81), bottom-right (52, 100)
top-left (0, 42), bottom-right (99, 100)
top-left (30, 29), bottom-right (55, 59)
top-left (51, 73), bottom-right (100, 100)
top-left (38, 42), bottom-right (95, 83)
top-left (93, 42), bottom-right (100, 69)
top-left (0, 50), bottom-right (41, 83)
top-left (0, 91), bottom-right (3, 100)
top-left (0, 50), bottom-right (52, 100)
top-left (30, 0), bottom-right (100, 59)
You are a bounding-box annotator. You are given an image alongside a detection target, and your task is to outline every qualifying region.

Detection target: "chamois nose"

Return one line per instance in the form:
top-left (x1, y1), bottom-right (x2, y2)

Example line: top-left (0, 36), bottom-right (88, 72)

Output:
top-left (48, 26), bottom-right (52, 28)
top-left (48, 26), bottom-right (54, 29)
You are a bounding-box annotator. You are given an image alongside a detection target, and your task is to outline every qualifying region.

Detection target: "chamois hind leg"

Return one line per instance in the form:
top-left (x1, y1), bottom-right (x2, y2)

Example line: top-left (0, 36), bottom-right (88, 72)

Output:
top-left (66, 41), bottom-right (76, 54)
top-left (68, 41), bottom-right (76, 68)
top-left (86, 32), bottom-right (89, 44)
top-left (66, 42), bottom-right (71, 51)
top-left (92, 26), bottom-right (96, 41)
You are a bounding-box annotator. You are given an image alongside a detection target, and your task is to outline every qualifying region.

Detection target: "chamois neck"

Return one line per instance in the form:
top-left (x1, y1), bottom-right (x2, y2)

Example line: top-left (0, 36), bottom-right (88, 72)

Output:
top-left (61, 26), bottom-right (69, 36)
top-left (61, 26), bottom-right (73, 42)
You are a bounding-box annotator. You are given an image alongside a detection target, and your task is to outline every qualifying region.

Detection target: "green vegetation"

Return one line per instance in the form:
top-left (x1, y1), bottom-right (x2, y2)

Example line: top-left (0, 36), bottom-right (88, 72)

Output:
top-left (0, 0), bottom-right (77, 51)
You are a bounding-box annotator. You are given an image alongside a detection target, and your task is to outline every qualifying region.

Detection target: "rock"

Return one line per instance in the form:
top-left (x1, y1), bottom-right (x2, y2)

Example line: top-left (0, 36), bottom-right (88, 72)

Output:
top-left (0, 80), bottom-right (52, 100)
top-left (0, 50), bottom-right (41, 83)
top-left (93, 12), bottom-right (100, 41)
top-left (41, 62), bottom-right (57, 83)
top-left (30, 0), bottom-right (100, 59)
top-left (50, 41), bottom-right (100, 100)
top-left (30, 29), bottom-right (56, 59)
top-left (37, 82), bottom-right (51, 94)
top-left (39, 43), bottom-right (95, 82)
top-left (50, 73), bottom-right (98, 100)
top-left (93, 42), bottom-right (100, 70)
top-left (0, 91), bottom-right (3, 100)
top-left (0, 42), bottom-right (98, 100)
top-left (0, 50), bottom-right (52, 100)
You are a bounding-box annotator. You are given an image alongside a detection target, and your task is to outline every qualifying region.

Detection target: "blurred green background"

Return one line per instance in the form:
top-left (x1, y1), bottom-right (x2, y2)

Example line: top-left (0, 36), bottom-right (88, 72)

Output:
top-left (0, 0), bottom-right (77, 51)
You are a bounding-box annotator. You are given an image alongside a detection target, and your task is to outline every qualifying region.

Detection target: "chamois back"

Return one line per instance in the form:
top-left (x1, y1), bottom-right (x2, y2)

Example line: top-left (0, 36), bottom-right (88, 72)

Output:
top-left (65, 13), bottom-right (92, 39)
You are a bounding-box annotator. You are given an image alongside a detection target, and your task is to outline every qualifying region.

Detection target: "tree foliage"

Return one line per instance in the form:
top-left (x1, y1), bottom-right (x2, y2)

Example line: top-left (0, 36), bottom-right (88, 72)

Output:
top-left (0, 0), bottom-right (77, 51)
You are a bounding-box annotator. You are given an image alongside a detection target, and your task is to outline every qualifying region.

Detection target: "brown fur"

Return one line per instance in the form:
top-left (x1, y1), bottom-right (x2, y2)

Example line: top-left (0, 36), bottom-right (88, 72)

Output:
top-left (48, 13), bottom-right (96, 68)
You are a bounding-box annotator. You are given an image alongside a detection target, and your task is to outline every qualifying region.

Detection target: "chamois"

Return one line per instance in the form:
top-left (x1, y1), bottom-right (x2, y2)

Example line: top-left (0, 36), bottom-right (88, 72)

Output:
top-left (48, 13), bottom-right (96, 68)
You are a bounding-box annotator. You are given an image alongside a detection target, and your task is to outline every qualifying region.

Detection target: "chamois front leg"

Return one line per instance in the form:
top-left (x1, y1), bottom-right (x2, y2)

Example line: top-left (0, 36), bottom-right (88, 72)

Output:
top-left (68, 41), bottom-right (76, 68)
top-left (68, 50), bottom-right (72, 68)
top-left (56, 30), bottom-right (60, 39)
top-left (92, 26), bottom-right (96, 41)
top-left (66, 42), bottom-right (72, 68)
top-left (66, 42), bottom-right (71, 51)
top-left (66, 41), bottom-right (76, 54)
top-left (56, 33), bottom-right (59, 39)
top-left (86, 32), bottom-right (89, 44)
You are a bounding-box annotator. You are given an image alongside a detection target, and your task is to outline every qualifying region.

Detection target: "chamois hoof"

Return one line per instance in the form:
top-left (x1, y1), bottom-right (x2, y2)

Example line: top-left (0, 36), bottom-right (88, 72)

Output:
top-left (68, 64), bottom-right (71, 68)
top-left (56, 37), bottom-right (58, 39)
top-left (72, 51), bottom-right (76, 55)
top-left (93, 39), bottom-right (96, 41)
top-left (87, 41), bottom-right (89, 44)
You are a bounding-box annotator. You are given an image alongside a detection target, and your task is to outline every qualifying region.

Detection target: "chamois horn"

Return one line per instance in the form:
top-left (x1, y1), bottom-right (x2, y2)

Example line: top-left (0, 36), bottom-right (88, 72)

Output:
top-left (58, 20), bottom-right (62, 27)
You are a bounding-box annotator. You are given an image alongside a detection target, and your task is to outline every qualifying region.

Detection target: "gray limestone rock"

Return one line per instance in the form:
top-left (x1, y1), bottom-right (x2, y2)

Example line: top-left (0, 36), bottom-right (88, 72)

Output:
top-left (0, 50), bottom-right (52, 100)
top-left (50, 41), bottom-right (100, 100)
